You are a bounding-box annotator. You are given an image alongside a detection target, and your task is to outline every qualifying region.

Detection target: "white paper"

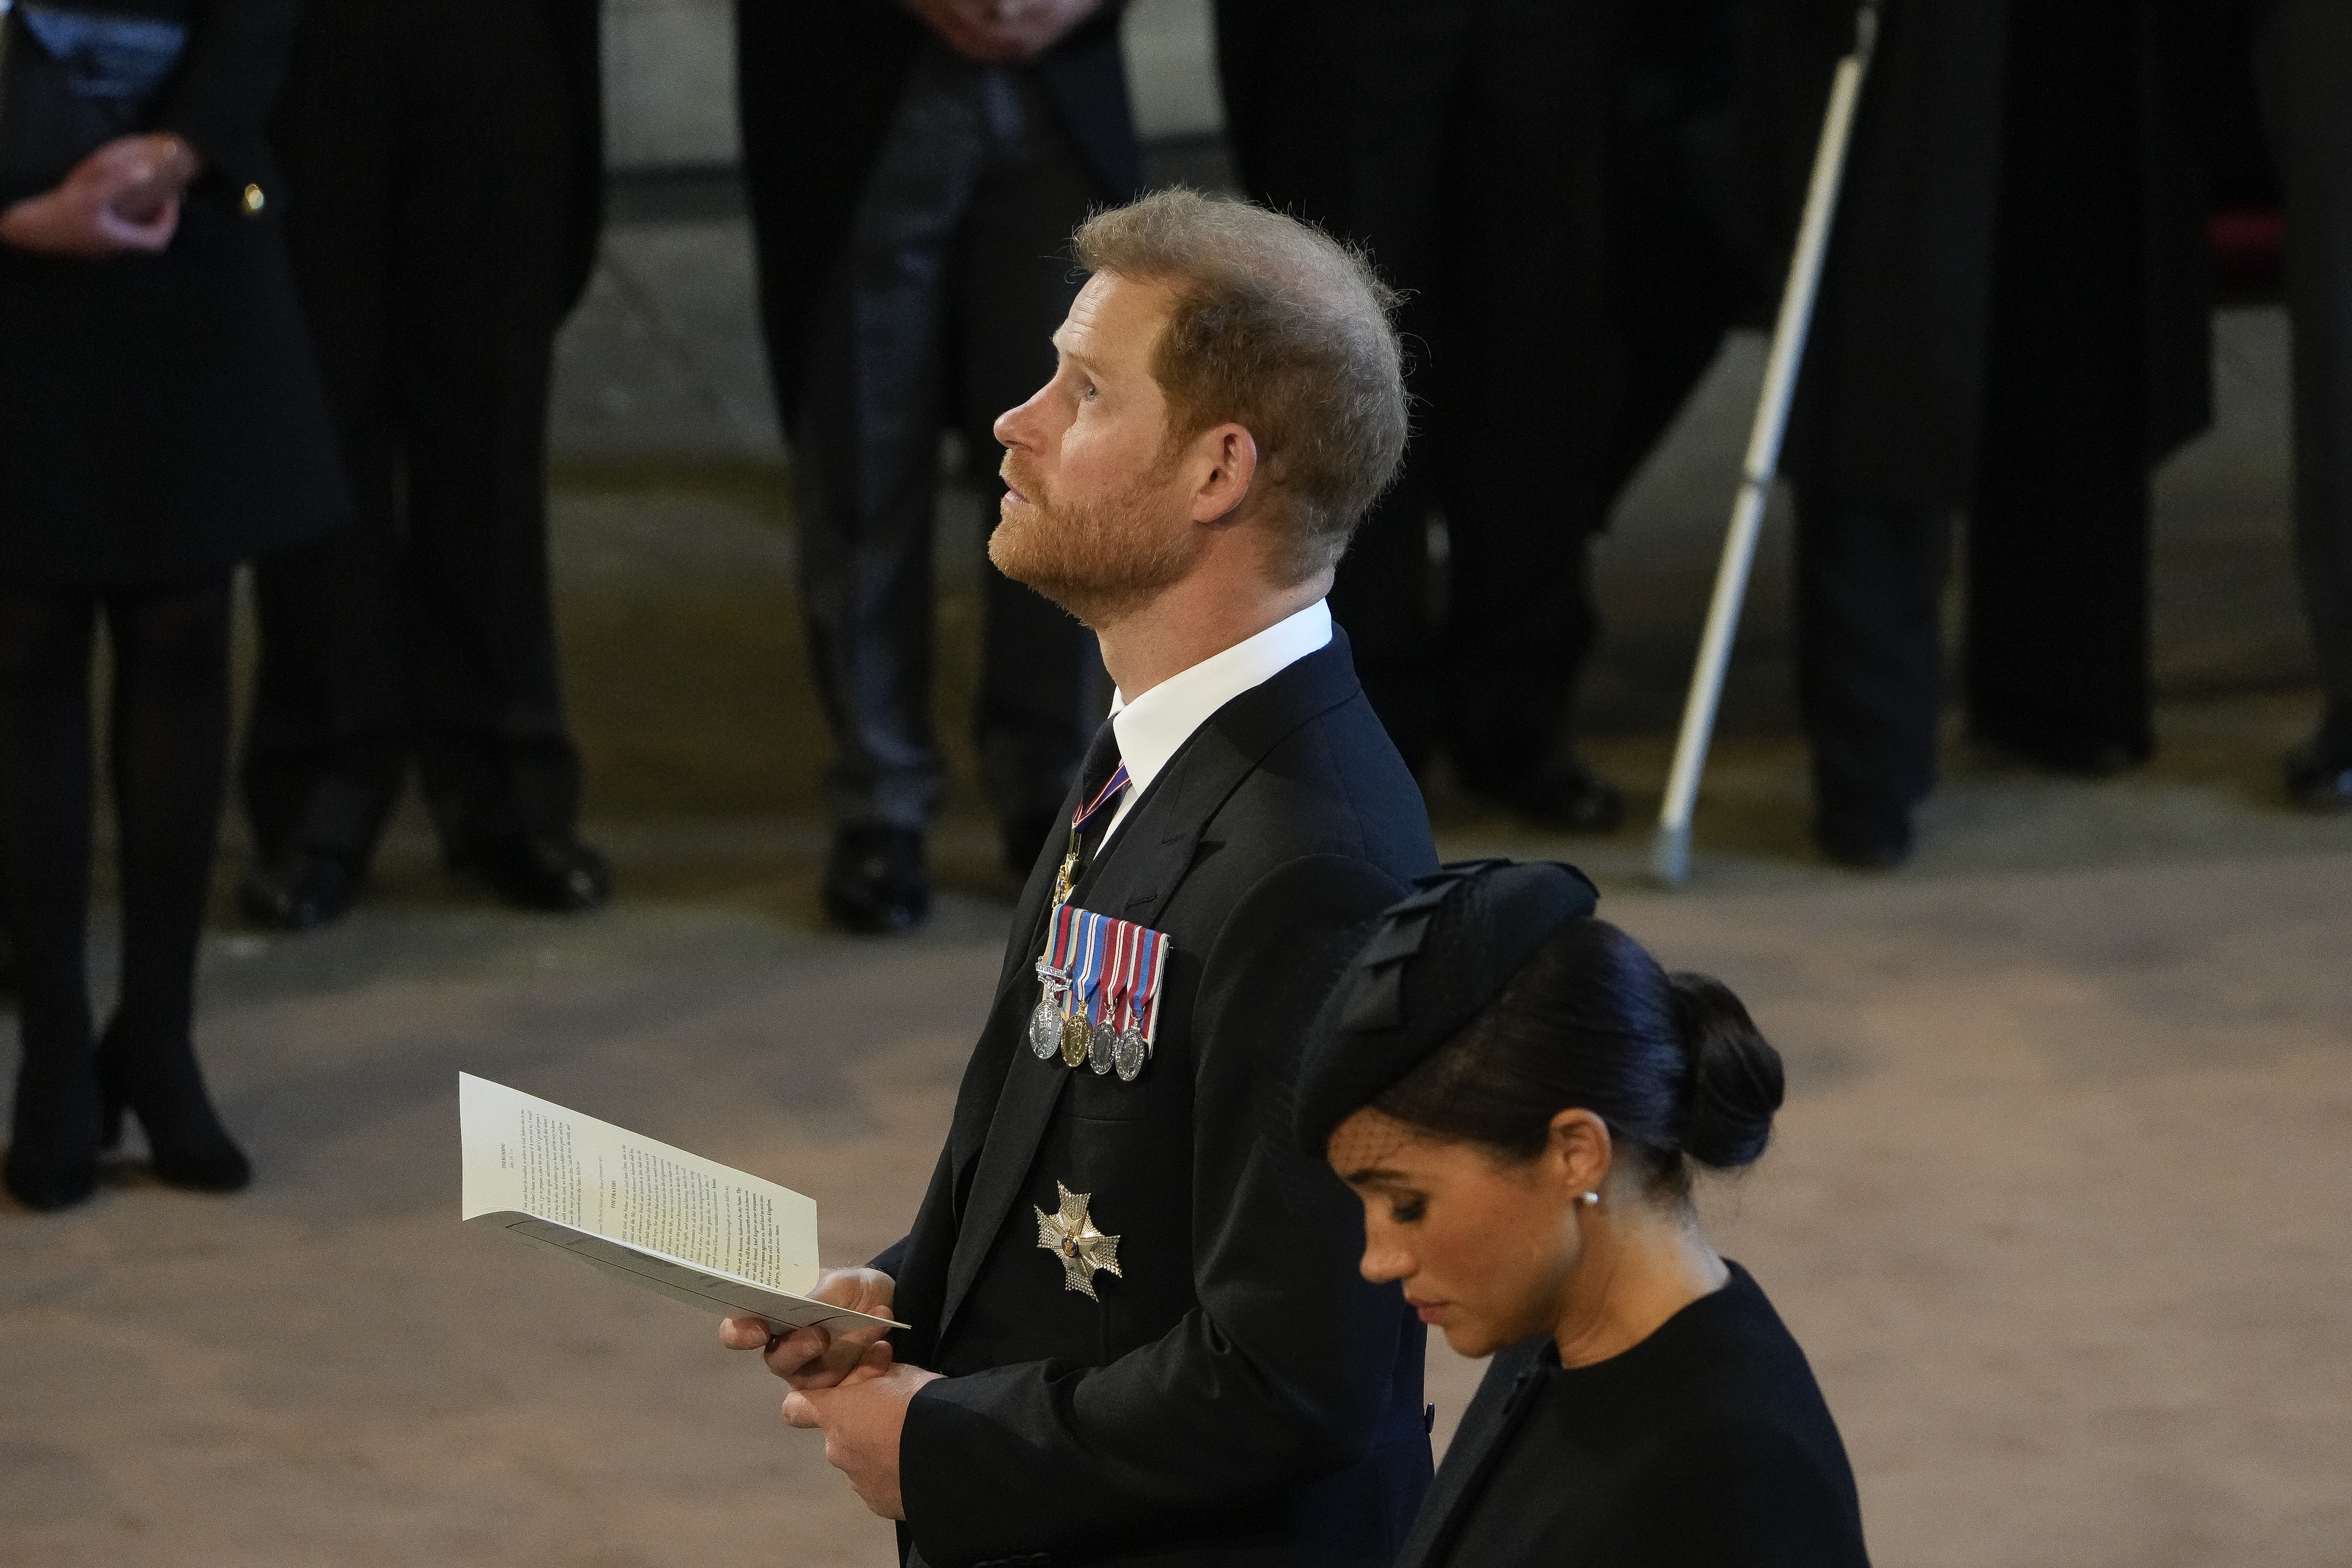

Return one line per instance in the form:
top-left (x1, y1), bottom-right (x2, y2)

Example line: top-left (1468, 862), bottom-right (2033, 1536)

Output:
top-left (459, 1073), bottom-right (901, 1334)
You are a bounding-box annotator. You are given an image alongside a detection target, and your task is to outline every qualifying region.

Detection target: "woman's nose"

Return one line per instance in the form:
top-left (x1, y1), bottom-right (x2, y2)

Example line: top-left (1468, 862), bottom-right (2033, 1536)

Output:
top-left (1358, 1235), bottom-right (1412, 1285)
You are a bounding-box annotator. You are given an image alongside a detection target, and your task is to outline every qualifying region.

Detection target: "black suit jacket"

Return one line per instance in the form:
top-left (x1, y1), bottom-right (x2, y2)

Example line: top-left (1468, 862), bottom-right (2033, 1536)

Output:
top-left (0, 0), bottom-right (346, 586)
top-left (875, 632), bottom-right (1439, 1568)
top-left (734, 1), bottom-right (1144, 427)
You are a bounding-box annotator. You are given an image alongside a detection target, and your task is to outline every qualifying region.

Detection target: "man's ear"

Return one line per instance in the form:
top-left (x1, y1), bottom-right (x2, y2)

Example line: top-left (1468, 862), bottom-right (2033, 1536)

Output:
top-left (1188, 422), bottom-right (1260, 527)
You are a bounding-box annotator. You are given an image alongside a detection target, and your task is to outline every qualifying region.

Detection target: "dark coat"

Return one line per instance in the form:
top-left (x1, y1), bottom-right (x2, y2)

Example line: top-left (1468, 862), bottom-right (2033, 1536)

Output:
top-left (0, 0), bottom-right (345, 587)
top-left (1395, 1263), bottom-right (1870, 1568)
top-left (877, 632), bottom-right (1441, 1568)
top-left (1748, 0), bottom-right (2215, 509)
top-left (733, 1), bottom-right (1143, 426)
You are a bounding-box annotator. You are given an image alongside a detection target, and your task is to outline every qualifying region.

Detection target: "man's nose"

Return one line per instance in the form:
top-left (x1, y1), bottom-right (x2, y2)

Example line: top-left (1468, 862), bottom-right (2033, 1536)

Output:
top-left (994, 382), bottom-right (1052, 451)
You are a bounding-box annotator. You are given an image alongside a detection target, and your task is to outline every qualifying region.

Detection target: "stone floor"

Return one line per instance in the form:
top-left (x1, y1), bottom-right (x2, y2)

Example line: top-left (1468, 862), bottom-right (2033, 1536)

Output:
top-left (5, 190), bottom-right (2351, 1568)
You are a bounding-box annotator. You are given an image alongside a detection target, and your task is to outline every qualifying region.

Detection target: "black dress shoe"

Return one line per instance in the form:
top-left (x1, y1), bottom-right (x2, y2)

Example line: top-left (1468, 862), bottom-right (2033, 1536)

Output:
top-left (2285, 737), bottom-right (2352, 812)
top-left (1815, 804), bottom-right (1915, 870)
top-left (1001, 810), bottom-right (1063, 880)
top-left (238, 847), bottom-right (360, 932)
top-left (5, 1059), bottom-right (101, 1212)
top-left (453, 833), bottom-right (613, 912)
top-left (1979, 729), bottom-right (2152, 778)
top-left (2, 1143), bottom-right (99, 1211)
top-left (97, 1026), bottom-right (251, 1193)
top-left (824, 825), bottom-right (929, 934)
top-left (1507, 757), bottom-right (1627, 835)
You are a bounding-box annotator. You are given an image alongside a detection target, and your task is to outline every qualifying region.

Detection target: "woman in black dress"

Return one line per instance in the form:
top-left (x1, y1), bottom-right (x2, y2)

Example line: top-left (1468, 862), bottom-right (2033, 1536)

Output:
top-left (0, 0), bottom-right (345, 1209)
top-left (1291, 860), bottom-right (1871, 1567)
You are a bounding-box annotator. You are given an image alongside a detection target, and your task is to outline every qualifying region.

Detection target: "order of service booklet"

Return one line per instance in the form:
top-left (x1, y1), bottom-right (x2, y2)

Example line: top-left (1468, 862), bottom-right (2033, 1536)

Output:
top-left (459, 1073), bottom-right (902, 1335)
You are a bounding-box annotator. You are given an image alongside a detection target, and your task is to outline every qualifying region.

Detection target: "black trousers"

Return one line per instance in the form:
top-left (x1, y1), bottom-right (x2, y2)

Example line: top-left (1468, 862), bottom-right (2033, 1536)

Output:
top-left (0, 579), bottom-right (232, 1113)
top-left (241, 0), bottom-right (585, 867)
top-left (1796, 0), bottom-right (2152, 822)
top-left (2257, 0), bottom-right (2352, 740)
top-left (742, 42), bottom-right (1109, 834)
top-left (1220, 0), bottom-right (1615, 790)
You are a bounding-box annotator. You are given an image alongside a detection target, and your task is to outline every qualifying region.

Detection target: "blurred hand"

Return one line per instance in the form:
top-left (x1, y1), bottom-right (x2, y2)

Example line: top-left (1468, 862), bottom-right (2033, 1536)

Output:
top-left (0, 133), bottom-right (200, 258)
top-left (783, 1358), bottom-right (945, 1520)
top-left (906, 0), bottom-right (1102, 63)
top-left (718, 1265), bottom-right (897, 1390)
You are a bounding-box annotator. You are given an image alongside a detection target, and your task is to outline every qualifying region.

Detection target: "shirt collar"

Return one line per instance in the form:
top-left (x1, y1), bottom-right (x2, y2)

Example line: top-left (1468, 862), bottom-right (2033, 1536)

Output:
top-left (1102, 599), bottom-right (1332, 837)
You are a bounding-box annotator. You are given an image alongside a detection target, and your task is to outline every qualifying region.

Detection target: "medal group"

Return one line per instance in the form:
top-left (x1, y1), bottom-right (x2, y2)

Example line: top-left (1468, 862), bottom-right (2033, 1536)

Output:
top-left (1030, 901), bottom-right (1167, 1081)
top-left (1027, 756), bottom-right (1170, 1084)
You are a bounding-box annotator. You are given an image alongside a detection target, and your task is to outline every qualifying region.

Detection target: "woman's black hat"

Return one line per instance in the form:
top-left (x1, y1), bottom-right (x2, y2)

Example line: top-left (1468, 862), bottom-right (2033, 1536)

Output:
top-left (1290, 859), bottom-right (1599, 1157)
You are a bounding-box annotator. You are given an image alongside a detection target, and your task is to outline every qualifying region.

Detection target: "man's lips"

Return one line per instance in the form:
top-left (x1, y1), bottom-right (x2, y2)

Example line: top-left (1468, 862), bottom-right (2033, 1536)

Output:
top-left (1407, 1297), bottom-right (1447, 1324)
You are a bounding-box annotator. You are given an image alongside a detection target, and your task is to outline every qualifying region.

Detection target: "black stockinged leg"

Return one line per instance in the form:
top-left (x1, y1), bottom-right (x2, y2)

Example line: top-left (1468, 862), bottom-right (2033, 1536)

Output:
top-left (0, 586), bottom-right (102, 1211)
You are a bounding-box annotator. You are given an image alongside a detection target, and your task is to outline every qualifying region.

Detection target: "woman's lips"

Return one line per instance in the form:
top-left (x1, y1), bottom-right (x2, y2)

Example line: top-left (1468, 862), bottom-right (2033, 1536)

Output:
top-left (1408, 1299), bottom-right (1447, 1324)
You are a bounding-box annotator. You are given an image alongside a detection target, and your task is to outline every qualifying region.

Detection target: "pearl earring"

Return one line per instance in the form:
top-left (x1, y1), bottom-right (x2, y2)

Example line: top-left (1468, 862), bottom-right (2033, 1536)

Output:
top-left (1578, 1191), bottom-right (1600, 1207)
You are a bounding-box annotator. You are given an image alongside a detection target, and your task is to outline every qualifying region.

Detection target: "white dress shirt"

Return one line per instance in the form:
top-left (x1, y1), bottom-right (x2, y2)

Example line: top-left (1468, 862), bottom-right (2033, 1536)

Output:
top-left (1097, 598), bottom-right (1333, 845)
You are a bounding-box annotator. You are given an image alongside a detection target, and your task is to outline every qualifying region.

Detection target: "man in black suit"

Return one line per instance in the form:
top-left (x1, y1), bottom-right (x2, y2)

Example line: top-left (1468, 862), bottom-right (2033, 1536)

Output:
top-left (2254, 0), bottom-right (2352, 808)
top-left (1750, 0), bottom-right (2214, 864)
top-left (234, 0), bottom-right (611, 928)
top-left (1214, 0), bottom-right (1649, 834)
top-left (735, 0), bottom-right (1142, 933)
top-left (721, 191), bottom-right (1441, 1566)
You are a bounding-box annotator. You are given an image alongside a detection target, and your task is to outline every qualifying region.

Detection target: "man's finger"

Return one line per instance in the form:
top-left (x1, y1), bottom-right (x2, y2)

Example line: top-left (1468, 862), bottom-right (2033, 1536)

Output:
top-left (761, 1323), bottom-right (832, 1377)
top-left (780, 1390), bottom-right (822, 1429)
top-left (718, 1316), bottom-right (773, 1350)
top-left (838, 1340), bottom-right (895, 1383)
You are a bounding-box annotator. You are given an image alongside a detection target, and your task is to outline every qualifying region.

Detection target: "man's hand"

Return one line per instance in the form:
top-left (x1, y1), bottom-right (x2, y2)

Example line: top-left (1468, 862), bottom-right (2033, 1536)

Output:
top-left (905, 0), bottom-right (1102, 63)
top-left (718, 1266), bottom-right (897, 1390)
top-left (783, 1358), bottom-right (945, 1520)
top-left (0, 133), bottom-right (199, 258)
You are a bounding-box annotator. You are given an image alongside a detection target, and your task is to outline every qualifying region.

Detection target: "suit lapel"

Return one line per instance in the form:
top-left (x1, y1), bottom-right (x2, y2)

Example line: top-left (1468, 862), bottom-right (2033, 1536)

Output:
top-left (936, 633), bottom-right (1368, 1338)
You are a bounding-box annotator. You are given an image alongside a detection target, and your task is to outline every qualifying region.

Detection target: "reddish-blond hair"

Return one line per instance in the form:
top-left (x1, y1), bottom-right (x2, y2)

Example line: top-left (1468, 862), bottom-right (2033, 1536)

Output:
top-left (1072, 189), bottom-right (1408, 583)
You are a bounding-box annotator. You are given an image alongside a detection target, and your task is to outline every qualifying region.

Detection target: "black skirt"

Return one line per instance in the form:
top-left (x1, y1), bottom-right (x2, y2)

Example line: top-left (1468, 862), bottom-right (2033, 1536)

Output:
top-left (0, 185), bottom-right (347, 588)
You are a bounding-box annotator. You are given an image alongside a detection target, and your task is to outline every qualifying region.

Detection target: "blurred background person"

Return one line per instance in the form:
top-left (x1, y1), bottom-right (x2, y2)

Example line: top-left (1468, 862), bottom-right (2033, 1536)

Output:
top-left (735, 0), bottom-right (1138, 933)
top-left (1752, 0), bottom-right (2216, 867)
top-left (2252, 0), bottom-right (2352, 809)
top-left (0, 0), bottom-right (346, 1209)
top-left (1293, 862), bottom-right (1869, 1566)
top-left (234, 0), bottom-right (612, 931)
top-left (1215, 0), bottom-right (1757, 833)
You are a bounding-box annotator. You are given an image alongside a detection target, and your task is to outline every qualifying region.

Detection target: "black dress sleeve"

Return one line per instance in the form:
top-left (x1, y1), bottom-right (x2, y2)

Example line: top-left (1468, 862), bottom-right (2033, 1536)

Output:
top-left (1620, 1415), bottom-right (1872, 1568)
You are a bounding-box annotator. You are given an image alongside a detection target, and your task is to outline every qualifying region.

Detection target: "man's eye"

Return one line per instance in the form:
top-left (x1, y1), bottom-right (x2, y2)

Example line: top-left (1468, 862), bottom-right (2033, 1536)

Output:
top-left (1390, 1197), bottom-right (1426, 1224)
top-left (1082, 384), bottom-right (1098, 401)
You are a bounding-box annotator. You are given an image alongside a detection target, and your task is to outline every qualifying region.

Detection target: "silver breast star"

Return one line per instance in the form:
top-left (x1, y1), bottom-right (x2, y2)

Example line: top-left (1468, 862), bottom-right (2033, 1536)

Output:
top-left (1034, 1181), bottom-right (1123, 1300)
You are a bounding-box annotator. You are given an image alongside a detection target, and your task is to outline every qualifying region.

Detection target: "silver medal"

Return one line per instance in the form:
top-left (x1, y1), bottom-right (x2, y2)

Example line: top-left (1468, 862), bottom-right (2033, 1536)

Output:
top-left (1029, 992), bottom-right (1063, 1059)
top-left (1113, 1028), bottom-right (1148, 1082)
top-left (1088, 1018), bottom-right (1117, 1074)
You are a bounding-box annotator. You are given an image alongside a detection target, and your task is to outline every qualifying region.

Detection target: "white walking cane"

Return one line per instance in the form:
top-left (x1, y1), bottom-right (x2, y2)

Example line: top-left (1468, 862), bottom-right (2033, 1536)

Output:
top-left (1651, 0), bottom-right (1882, 887)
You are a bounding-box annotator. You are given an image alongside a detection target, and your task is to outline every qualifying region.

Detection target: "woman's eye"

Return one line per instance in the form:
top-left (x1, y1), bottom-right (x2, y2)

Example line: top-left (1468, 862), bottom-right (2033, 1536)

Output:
top-left (1390, 1197), bottom-right (1426, 1224)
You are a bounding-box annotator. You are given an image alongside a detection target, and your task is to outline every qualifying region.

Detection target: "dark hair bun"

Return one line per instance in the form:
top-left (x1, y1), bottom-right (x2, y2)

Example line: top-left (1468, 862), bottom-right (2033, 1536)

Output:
top-left (1668, 972), bottom-right (1784, 1169)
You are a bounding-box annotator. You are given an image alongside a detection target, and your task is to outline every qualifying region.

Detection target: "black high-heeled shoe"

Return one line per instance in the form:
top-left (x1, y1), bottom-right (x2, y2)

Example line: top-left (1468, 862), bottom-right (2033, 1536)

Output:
top-left (4, 1060), bottom-right (102, 1212)
top-left (96, 1028), bottom-right (251, 1193)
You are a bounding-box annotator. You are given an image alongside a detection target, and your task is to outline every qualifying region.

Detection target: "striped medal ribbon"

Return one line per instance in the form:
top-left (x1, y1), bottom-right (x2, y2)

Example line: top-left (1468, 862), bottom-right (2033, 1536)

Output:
top-left (1030, 762), bottom-right (1131, 1057)
top-left (1030, 902), bottom-right (1171, 1082)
